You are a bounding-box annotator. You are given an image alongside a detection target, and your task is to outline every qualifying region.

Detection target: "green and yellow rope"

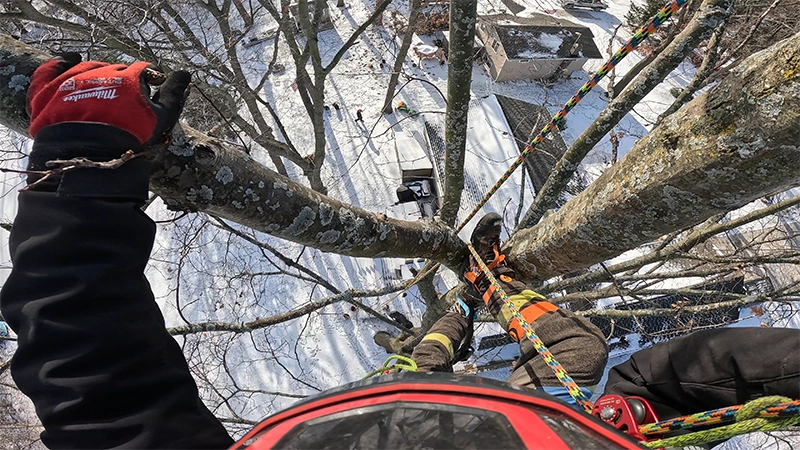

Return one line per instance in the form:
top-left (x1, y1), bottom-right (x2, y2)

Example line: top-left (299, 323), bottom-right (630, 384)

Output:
top-left (363, 355), bottom-right (419, 379)
top-left (642, 397), bottom-right (800, 448)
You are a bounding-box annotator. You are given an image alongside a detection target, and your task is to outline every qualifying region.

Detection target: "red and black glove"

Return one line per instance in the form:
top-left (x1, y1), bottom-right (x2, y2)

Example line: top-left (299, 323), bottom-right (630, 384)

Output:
top-left (25, 54), bottom-right (190, 199)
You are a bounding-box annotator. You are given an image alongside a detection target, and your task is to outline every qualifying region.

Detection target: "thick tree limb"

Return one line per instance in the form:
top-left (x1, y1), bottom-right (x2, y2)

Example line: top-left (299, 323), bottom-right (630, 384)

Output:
top-left (439, 0), bottom-right (477, 226)
top-left (0, 35), bottom-right (467, 269)
top-left (518, 0), bottom-right (733, 229)
top-left (506, 31), bottom-right (800, 282)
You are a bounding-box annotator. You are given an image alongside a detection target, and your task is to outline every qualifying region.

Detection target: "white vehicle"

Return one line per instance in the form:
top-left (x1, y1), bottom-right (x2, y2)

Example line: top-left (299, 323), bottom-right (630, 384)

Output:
top-left (562, 0), bottom-right (609, 11)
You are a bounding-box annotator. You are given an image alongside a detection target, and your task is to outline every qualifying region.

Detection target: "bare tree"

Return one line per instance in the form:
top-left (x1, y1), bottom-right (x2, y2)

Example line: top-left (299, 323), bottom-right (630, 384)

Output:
top-left (1, 1), bottom-right (800, 441)
top-left (0, 0), bottom-right (395, 193)
top-left (381, 0), bottom-right (422, 114)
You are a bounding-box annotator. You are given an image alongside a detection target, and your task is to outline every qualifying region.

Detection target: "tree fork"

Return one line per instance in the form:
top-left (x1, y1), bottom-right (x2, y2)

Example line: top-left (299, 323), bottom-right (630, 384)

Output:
top-left (518, 0), bottom-right (733, 229)
top-left (0, 35), bottom-right (467, 269)
top-left (505, 32), bottom-right (800, 282)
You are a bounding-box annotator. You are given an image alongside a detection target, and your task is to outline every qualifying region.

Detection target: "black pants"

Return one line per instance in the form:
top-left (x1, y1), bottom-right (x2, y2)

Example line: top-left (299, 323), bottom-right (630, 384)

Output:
top-left (603, 327), bottom-right (800, 419)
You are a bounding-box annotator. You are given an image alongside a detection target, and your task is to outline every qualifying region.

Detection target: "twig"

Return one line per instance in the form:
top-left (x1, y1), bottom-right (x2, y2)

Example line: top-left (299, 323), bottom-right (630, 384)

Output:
top-left (715, 0), bottom-right (782, 70)
top-left (0, 150), bottom-right (146, 191)
top-left (189, 83), bottom-right (251, 153)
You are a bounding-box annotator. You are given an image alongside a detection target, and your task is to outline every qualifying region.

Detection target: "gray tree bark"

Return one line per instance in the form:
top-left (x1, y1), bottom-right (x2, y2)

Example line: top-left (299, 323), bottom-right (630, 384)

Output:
top-left (518, 0), bottom-right (733, 229)
top-left (438, 0), bottom-right (477, 226)
top-left (505, 31), bottom-right (800, 282)
top-left (0, 35), bottom-right (467, 270)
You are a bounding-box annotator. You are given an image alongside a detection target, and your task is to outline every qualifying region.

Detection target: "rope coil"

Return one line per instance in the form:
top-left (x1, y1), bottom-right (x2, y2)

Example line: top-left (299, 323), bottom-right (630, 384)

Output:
top-left (642, 397), bottom-right (800, 448)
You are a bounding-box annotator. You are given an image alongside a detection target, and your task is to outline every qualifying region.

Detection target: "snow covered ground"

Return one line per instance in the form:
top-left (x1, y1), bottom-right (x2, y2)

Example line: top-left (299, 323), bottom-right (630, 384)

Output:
top-left (0, 0), bottom-right (797, 446)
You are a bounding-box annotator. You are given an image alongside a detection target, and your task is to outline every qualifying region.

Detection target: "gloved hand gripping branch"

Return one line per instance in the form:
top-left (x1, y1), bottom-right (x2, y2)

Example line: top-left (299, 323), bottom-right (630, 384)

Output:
top-left (25, 53), bottom-right (191, 198)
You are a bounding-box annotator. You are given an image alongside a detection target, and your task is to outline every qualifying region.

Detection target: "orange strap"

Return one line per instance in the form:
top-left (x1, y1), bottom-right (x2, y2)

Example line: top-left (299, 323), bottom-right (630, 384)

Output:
top-left (507, 301), bottom-right (559, 342)
top-left (464, 254), bottom-right (506, 305)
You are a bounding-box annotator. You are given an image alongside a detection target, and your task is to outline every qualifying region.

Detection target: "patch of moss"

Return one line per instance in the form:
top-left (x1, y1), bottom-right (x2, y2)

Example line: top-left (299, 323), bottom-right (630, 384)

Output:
top-left (719, 123), bottom-right (736, 136)
top-left (783, 59), bottom-right (800, 80)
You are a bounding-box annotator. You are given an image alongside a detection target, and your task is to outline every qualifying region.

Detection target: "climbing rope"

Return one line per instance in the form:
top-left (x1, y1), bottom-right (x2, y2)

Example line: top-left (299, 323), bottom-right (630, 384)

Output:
top-left (377, 0), bottom-right (692, 312)
top-left (363, 355), bottom-right (419, 379)
top-left (640, 398), bottom-right (800, 435)
top-left (641, 397), bottom-right (800, 448)
top-left (454, 0), bottom-right (688, 234)
top-left (466, 242), bottom-right (594, 413)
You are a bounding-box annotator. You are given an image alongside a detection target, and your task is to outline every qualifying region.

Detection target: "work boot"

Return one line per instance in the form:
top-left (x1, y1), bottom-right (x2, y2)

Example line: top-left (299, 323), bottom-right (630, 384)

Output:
top-left (462, 213), bottom-right (526, 313)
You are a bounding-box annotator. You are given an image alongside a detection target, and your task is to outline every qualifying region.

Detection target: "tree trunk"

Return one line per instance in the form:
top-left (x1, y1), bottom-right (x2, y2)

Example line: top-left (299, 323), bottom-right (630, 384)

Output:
top-left (505, 31), bottom-right (800, 282)
top-left (518, 0), bottom-right (732, 229)
top-left (438, 0), bottom-right (477, 226)
top-left (382, 0), bottom-right (423, 114)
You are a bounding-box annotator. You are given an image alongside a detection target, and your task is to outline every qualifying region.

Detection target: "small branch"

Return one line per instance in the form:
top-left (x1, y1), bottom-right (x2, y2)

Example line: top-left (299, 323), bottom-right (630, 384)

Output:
top-left (218, 417), bottom-right (259, 425)
top-left (323, 0), bottom-right (394, 74)
top-left (167, 284), bottom-right (409, 335)
top-left (189, 84), bottom-right (251, 153)
top-left (211, 217), bottom-right (414, 333)
top-left (539, 194), bottom-right (800, 294)
top-left (1, 150), bottom-right (145, 191)
top-left (716, 0), bottom-right (782, 69)
top-left (44, 151), bottom-right (144, 170)
top-left (576, 294), bottom-right (786, 319)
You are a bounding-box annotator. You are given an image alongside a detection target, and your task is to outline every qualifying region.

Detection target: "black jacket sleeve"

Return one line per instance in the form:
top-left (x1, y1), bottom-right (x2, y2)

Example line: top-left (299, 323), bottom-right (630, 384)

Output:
top-left (0, 163), bottom-right (233, 448)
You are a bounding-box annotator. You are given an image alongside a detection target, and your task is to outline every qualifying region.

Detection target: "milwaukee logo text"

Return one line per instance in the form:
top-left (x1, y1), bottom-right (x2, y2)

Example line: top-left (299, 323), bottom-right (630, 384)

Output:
top-left (62, 86), bottom-right (119, 102)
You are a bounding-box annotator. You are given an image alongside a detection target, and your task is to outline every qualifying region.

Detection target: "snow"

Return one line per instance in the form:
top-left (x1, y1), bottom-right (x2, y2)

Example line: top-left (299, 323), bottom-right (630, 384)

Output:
top-left (515, 48), bottom-right (560, 59)
top-left (0, 0), bottom-right (798, 446)
top-left (538, 32), bottom-right (566, 52)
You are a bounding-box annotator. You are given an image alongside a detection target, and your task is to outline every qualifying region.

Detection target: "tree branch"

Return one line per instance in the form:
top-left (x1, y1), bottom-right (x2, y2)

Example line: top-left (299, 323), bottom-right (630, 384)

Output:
top-left (323, 0), bottom-right (393, 74)
top-left (506, 31), bottom-right (800, 282)
top-left (517, 0), bottom-right (733, 229)
top-left (0, 35), bottom-right (468, 269)
top-left (576, 294), bottom-right (791, 318)
top-left (540, 194), bottom-right (800, 294)
top-left (166, 284), bottom-right (408, 335)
